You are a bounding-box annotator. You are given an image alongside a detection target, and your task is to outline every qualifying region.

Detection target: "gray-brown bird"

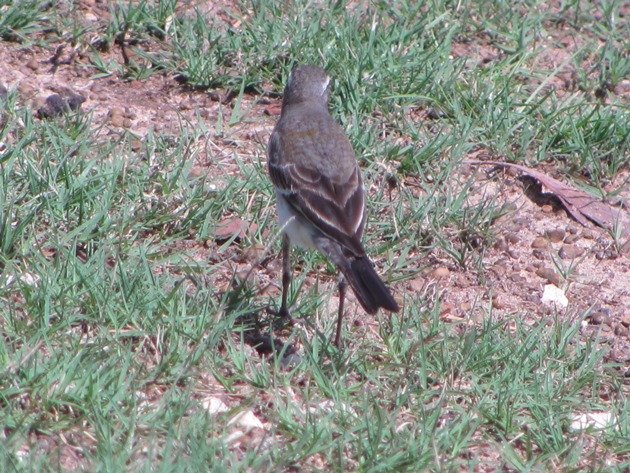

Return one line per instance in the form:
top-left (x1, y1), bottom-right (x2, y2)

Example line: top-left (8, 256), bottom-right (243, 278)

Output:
top-left (268, 64), bottom-right (399, 346)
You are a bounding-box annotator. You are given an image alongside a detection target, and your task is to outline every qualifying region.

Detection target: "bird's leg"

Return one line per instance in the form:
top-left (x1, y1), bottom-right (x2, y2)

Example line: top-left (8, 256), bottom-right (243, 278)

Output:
top-left (277, 234), bottom-right (293, 322)
top-left (269, 235), bottom-right (295, 329)
top-left (334, 275), bottom-right (347, 347)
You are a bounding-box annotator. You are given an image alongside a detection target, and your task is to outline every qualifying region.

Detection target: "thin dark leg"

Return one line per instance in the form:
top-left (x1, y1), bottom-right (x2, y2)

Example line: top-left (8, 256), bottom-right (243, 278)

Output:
top-left (279, 234), bottom-right (292, 320)
top-left (334, 276), bottom-right (347, 347)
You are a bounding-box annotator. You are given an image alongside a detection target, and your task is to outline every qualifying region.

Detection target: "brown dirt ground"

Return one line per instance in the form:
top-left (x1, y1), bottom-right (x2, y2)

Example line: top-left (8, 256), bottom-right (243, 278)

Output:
top-left (1, 2), bottom-right (628, 470)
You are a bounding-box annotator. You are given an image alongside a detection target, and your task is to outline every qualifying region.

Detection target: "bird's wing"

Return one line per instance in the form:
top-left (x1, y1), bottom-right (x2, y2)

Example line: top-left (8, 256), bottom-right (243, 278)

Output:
top-left (268, 132), bottom-right (366, 256)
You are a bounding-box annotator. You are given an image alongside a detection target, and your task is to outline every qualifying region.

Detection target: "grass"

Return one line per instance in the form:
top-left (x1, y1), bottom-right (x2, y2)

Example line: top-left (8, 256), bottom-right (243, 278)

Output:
top-left (1, 0), bottom-right (629, 471)
top-left (0, 0), bottom-right (49, 41)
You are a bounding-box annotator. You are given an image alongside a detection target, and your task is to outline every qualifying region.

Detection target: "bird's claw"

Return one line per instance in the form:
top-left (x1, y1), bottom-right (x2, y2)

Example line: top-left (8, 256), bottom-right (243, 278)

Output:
top-left (267, 306), bottom-right (296, 329)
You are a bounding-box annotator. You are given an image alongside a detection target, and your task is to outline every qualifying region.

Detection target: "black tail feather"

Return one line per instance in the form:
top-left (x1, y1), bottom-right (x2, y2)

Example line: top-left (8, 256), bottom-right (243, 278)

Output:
top-left (342, 257), bottom-right (399, 314)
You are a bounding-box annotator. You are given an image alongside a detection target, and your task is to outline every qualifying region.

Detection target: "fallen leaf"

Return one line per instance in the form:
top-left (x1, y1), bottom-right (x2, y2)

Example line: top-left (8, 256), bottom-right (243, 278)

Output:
top-left (466, 160), bottom-right (630, 237)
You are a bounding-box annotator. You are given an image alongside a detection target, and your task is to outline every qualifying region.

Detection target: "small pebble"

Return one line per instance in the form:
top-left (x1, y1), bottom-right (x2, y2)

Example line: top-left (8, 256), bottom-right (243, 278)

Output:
top-left (37, 94), bottom-right (65, 118)
top-left (494, 239), bottom-right (508, 251)
top-left (513, 217), bottom-right (530, 227)
top-left (432, 267), bottom-right (450, 279)
top-left (536, 267), bottom-right (561, 285)
top-left (559, 244), bottom-right (585, 260)
top-left (505, 233), bottom-right (520, 244)
top-left (621, 315), bottom-right (630, 328)
top-left (604, 316), bottom-right (615, 327)
top-left (65, 93), bottom-right (85, 111)
top-left (441, 302), bottom-right (454, 314)
top-left (26, 58), bottom-right (39, 71)
top-left (545, 228), bottom-right (565, 243)
top-left (241, 244), bottom-right (266, 263)
top-left (608, 347), bottom-right (628, 363)
top-left (38, 91), bottom-right (85, 118)
top-left (18, 82), bottom-right (36, 97)
top-left (542, 204), bottom-right (554, 213)
top-left (408, 277), bottom-right (425, 293)
top-left (492, 296), bottom-right (506, 310)
top-left (564, 234), bottom-right (580, 244)
top-left (531, 237), bottom-right (548, 249)
top-left (109, 108), bottom-right (125, 127)
top-left (109, 114), bottom-right (124, 127)
top-left (590, 312), bottom-right (604, 325)
top-left (532, 249), bottom-right (546, 260)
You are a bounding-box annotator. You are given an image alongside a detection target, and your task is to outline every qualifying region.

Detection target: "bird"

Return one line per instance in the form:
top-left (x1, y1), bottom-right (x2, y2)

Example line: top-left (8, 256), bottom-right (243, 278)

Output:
top-left (267, 64), bottom-right (399, 346)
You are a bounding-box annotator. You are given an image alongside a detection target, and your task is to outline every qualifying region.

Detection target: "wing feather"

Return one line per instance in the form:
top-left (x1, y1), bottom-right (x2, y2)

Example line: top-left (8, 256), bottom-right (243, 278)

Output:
top-left (269, 157), bottom-right (366, 256)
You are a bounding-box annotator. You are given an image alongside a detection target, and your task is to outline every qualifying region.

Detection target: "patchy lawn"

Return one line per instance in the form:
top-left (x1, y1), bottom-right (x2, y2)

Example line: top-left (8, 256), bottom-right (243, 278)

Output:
top-left (0, 0), bottom-right (628, 471)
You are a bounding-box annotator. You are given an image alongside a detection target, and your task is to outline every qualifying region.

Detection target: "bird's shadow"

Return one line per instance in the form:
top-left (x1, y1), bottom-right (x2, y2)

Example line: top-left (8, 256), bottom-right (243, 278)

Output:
top-left (222, 276), bottom-right (301, 364)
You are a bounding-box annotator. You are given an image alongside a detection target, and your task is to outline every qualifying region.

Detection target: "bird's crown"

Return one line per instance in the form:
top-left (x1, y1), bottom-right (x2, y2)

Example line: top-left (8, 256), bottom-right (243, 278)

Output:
top-left (283, 64), bottom-right (331, 106)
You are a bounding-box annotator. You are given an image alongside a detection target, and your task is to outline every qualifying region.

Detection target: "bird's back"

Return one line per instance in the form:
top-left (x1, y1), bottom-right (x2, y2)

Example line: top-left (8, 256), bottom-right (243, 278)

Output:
top-left (272, 103), bottom-right (357, 182)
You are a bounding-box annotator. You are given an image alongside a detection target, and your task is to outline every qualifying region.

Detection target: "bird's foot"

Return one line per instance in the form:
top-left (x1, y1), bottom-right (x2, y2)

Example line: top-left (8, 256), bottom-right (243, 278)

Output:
top-left (267, 306), bottom-right (296, 330)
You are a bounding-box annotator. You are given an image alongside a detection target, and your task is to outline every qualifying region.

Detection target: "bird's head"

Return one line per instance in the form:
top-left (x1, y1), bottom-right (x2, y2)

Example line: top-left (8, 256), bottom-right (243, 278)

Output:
top-left (283, 64), bottom-right (331, 107)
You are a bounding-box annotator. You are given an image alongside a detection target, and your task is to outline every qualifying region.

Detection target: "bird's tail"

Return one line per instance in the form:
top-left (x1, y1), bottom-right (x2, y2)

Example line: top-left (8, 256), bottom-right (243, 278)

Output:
top-left (341, 257), bottom-right (399, 315)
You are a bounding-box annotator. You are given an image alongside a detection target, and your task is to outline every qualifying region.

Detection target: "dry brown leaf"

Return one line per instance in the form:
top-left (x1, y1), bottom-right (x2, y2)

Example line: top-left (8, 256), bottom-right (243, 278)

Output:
top-left (466, 160), bottom-right (630, 237)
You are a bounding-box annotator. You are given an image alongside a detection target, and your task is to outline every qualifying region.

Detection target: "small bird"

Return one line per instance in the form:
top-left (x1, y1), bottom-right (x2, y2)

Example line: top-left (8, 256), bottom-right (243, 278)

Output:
top-left (267, 64), bottom-right (399, 346)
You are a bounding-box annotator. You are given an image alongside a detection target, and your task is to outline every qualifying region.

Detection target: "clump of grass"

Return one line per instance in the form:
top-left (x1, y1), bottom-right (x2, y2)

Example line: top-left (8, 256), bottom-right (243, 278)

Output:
top-left (0, 0), bottom-right (50, 41)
